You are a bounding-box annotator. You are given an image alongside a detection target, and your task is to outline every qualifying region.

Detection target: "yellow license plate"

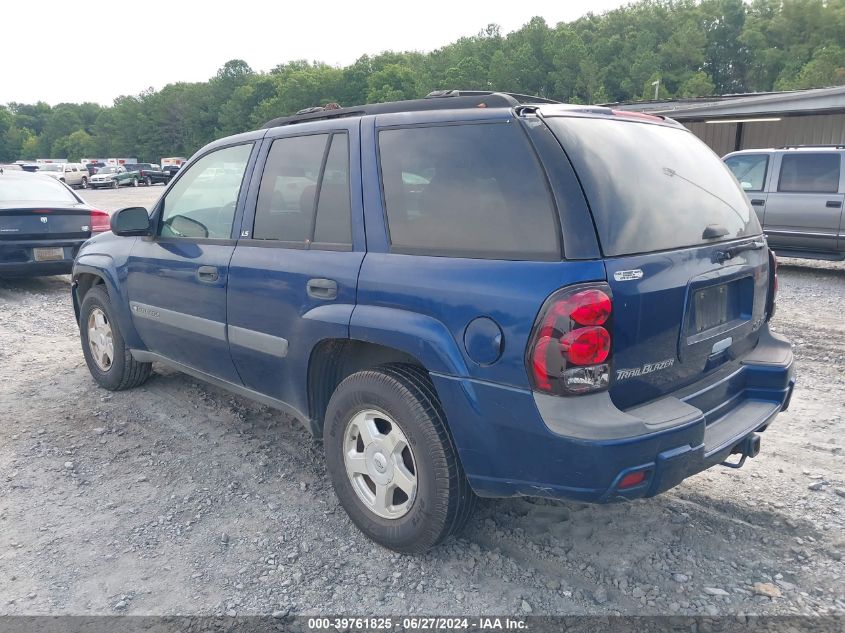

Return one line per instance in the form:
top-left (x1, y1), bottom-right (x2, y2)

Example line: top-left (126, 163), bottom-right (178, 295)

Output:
top-left (33, 247), bottom-right (65, 262)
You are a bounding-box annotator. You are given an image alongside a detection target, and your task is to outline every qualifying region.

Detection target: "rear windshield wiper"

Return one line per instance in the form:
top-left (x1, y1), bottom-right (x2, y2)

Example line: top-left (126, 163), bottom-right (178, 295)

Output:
top-left (715, 239), bottom-right (765, 263)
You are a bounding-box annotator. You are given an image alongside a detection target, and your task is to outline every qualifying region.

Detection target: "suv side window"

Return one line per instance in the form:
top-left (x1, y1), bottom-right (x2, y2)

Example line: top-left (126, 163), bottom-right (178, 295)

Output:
top-left (378, 122), bottom-right (559, 260)
top-left (725, 154), bottom-right (768, 192)
top-left (313, 134), bottom-right (352, 246)
top-left (253, 134), bottom-right (327, 243)
top-left (159, 143), bottom-right (252, 240)
top-left (253, 133), bottom-right (352, 247)
top-left (778, 153), bottom-right (840, 193)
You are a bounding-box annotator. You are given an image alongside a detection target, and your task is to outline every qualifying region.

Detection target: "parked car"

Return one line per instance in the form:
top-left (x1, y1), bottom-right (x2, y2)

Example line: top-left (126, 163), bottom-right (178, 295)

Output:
top-left (84, 162), bottom-right (105, 176)
top-left (89, 165), bottom-right (140, 189)
top-left (162, 164), bottom-right (181, 180)
top-left (37, 162), bottom-right (89, 189)
top-left (724, 145), bottom-right (845, 261)
top-left (71, 91), bottom-right (794, 553)
top-left (125, 163), bottom-right (169, 186)
top-left (0, 171), bottom-right (109, 275)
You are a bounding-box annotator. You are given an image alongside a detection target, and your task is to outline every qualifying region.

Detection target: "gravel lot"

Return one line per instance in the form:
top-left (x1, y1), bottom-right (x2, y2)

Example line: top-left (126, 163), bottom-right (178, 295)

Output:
top-left (0, 188), bottom-right (843, 617)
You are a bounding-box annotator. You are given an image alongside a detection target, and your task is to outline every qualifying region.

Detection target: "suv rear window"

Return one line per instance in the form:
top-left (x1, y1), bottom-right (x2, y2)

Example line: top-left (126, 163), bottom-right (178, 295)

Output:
top-left (379, 122), bottom-right (559, 260)
top-left (546, 117), bottom-right (761, 257)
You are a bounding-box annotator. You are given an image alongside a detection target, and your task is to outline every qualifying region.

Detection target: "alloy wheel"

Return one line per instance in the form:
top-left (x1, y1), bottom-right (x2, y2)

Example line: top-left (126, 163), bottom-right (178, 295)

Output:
top-left (343, 409), bottom-right (417, 519)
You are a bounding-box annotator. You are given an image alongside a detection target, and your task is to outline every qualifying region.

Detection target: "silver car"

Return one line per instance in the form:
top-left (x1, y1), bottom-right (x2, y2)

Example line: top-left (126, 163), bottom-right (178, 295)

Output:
top-left (724, 145), bottom-right (845, 261)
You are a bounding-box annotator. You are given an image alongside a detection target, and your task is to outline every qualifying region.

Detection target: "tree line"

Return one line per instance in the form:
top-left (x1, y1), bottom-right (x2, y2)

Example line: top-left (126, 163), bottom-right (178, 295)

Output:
top-left (1, 0), bottom-right (843, 164)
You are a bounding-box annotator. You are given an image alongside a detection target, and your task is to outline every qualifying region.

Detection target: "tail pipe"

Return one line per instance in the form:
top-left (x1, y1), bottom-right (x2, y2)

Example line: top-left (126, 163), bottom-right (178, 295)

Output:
top-left (721, 433), bottom-right (761, 469)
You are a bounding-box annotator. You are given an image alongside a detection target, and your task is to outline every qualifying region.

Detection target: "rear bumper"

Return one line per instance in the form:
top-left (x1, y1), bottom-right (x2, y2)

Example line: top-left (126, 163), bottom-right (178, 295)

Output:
top-left (434, 325), bottom-right (794, 503)
top-left (0, 240), bottom-right (86, 276)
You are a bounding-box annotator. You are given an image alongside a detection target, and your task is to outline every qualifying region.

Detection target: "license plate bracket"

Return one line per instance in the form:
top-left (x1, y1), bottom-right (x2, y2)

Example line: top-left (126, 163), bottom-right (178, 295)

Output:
top-left (33, 247), bottom-right (65, 262)
top-left (693, 284), bottom-right (730, 333)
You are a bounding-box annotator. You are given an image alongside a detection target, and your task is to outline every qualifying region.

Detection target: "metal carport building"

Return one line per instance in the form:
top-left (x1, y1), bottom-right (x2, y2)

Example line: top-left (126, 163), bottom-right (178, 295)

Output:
top-left (611, 86), bottom-right (845, 156)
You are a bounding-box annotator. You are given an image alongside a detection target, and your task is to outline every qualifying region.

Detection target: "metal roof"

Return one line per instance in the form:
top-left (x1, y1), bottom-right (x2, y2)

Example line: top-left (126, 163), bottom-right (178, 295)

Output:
top-left (608, 85), bottom-right (845, 120)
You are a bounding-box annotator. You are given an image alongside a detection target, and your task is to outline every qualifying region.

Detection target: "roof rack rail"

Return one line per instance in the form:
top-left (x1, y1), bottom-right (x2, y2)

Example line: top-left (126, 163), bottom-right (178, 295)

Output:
top-left (261, 90), bottom-right (559, 129)
top-left (776, 144), bottom-right (845, 149)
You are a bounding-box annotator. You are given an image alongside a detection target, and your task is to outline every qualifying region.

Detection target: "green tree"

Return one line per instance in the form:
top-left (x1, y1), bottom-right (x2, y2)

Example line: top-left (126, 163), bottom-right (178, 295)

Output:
top-left (366, 64), bottom-right (418, 102)
top-left (680, 71), bottom-right (717, 96)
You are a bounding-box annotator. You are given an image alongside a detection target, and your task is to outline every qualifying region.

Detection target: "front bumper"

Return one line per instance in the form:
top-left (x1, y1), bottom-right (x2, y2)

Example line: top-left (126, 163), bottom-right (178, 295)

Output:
top-left (433, 326), bottom-right (795, 503)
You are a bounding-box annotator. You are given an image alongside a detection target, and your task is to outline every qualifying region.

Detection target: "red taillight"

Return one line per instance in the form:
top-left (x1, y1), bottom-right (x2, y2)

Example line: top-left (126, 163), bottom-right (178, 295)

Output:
top-left (570, 289), bottom-right (611, 326)
top-left (618, 470), bottom-right (647, 489)
top-left (561, 326), bottom-right (611, 365)
top-left (90, 209), bottom-right (110, 233)
top-left (527, 284), bottom-right (613, 396)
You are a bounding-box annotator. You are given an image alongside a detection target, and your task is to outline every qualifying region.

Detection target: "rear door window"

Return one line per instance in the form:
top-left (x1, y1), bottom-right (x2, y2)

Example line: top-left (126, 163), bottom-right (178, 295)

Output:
top-left (313, 134), bottom-right (352, 246)
top-left (378, 122), bottom-right (559, 260)
top-left (546, 117), bottom-right (761, 257)
top-left (253, 134), bottom-right (327, 243)
top-left (777, 153), bottom-right (840, 193)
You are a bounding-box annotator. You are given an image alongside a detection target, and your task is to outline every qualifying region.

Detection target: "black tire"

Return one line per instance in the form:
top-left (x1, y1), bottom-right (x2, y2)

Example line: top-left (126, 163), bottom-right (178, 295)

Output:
top-left (324, 363), bottom-right (476, 553)
top-left (132, 177), bottom-right (138, 187)
top-left (111, 179), bottom-right (118, 189)
top-left (145, 176), bottom-right (152, 186)
top-left (79, 285), bottom-right (151, 391)
top-left (80, 176), bottom-right (88, 189)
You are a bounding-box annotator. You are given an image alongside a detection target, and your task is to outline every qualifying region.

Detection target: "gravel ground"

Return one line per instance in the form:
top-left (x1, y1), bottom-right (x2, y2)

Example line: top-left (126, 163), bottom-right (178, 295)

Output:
top-left (0, 193), bottom-right (843, 617)
top-left (80, 184), bottom-right (165, 213)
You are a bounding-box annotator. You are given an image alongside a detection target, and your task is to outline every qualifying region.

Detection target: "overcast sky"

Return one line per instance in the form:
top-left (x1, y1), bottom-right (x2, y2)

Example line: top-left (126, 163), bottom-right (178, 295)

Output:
top-left (1, 0), bottom-right (630, 106)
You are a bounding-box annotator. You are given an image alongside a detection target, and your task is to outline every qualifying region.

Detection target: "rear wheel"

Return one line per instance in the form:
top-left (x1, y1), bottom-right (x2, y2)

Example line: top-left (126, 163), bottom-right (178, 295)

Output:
top-left (144, 176), bottom-right (152, 186)
top-left (131, 177), bottom-right (138, 187)
top-left (79, 286), bottom-right (151, 391)
top-left (323, 364), bottom-right (476, 553)
top-left (80, 176), bottom-right (88, 189)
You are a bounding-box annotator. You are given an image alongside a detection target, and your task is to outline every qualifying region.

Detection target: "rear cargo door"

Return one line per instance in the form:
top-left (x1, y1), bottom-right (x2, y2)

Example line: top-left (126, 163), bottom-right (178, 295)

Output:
top-left (605, 243), bottom-right (769, 409)
top-left (545, 114), bottom-right (770, 409)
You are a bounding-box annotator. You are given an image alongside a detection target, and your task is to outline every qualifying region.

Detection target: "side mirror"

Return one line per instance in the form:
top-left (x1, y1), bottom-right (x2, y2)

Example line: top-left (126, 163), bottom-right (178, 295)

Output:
top-left (111, 206), bottom-right (152, 236)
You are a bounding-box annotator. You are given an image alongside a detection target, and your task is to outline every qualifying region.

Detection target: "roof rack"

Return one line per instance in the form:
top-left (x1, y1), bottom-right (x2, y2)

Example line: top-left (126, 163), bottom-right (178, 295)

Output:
top-left (261, 90), bottom-right (559, 129)
top-left (776, 144), bottom-right (845, 149)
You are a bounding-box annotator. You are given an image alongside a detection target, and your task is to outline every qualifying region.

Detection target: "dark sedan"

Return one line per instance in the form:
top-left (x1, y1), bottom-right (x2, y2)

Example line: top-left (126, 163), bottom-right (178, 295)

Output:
top-left (0, 170), bottom-right (110, 276)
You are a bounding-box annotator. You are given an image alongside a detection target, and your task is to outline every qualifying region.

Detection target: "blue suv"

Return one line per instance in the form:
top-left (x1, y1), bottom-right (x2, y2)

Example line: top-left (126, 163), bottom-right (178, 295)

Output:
top-left (72, 91), bottom-right (795, 553)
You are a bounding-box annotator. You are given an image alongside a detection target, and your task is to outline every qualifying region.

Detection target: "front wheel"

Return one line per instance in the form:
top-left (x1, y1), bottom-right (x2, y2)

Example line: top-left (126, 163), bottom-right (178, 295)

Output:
top-left (323, 364), bottom-right (476, 553)
top-left (144, 176), bottom-right (152, 186)
top-left (131, 177), bottom-right (138, 187)
top-left (80, 177), bottom-right (88, 189)
top-left (79, 286), bottom-right (152, 391)
top-left (111, 179), bottom-right (118, 189)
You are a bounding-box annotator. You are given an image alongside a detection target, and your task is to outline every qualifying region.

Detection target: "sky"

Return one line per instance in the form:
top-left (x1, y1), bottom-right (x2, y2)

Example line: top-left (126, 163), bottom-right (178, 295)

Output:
top-left (0, 0), bottom-right (630, 106)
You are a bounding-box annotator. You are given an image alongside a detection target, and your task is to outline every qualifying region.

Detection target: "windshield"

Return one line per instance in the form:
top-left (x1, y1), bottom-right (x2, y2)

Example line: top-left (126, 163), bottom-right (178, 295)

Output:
top-left (0, 175), bottom-right (79, 203)
top-left (39, 164), bottom-right (62, 172)
top-left (546, 117), bottom-right (761, 257)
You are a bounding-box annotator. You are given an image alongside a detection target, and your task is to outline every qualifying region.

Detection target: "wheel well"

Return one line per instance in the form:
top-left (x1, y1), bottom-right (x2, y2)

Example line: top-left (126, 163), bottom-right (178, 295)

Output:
top-left (75, 273), bottom-right (105, 303)
top-left (308, 340), bottom-right (426, 433)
